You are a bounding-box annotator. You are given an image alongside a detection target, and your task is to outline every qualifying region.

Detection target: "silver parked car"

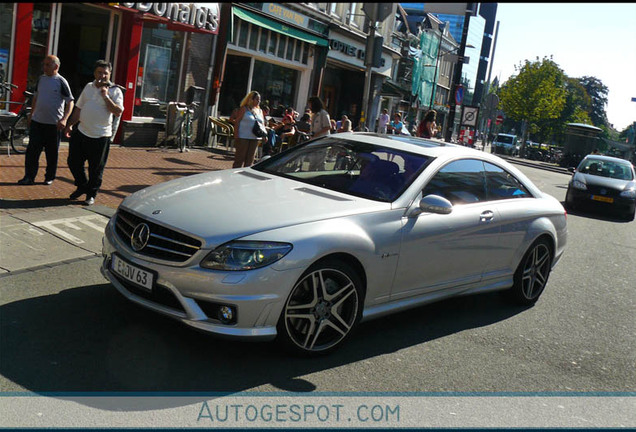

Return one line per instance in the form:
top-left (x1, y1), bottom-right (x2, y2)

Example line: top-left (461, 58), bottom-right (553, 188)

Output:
top-left (101, 133), bottom-right (567, 354)
top-left (565, 155), bottom-right (636, 220)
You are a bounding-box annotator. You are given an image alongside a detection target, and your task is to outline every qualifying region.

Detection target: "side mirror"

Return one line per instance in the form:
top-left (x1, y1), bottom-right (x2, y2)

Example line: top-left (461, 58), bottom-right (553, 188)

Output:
top-left (418, 194), bottom-right (453, 215)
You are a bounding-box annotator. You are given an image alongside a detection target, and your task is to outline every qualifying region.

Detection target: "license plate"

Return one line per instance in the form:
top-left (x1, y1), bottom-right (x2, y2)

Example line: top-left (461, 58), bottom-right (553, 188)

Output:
top-left (111, 254), bottom-right (155, 291)
top-left (591, 195), bottom-right (614, 203)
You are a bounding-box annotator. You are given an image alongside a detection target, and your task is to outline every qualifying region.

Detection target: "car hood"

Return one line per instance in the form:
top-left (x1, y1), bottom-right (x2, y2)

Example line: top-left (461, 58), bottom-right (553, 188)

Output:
top-left (574, 172), bottom-right (635, 189)
top-left (119, 168), bottom-right (389, 247)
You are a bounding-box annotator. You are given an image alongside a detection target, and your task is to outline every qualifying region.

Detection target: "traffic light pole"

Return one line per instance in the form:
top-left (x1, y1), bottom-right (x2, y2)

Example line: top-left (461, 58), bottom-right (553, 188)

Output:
top-left (444, 4), bottom-right (473, 143)
top-left (359, 21), bottom-right (375, 131)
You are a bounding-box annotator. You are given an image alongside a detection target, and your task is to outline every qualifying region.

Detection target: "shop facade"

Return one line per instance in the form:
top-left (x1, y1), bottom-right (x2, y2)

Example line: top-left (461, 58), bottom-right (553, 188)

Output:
top-left (1, 2), bottom-right (220, 145)
top-left (215, 4), bottom-right (329, 118)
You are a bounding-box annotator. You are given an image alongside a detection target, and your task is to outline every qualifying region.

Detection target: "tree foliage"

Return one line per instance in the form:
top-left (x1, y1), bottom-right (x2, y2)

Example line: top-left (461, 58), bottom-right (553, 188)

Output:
top-left (499, 56), bottom-right (566, 150)
top-left (578, 76), bottom-right (609, 127)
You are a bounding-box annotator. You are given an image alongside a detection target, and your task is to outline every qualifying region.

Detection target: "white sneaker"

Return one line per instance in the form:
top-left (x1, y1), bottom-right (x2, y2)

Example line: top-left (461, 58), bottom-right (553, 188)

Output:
top-left (85, 197), bottom-right (95, 206)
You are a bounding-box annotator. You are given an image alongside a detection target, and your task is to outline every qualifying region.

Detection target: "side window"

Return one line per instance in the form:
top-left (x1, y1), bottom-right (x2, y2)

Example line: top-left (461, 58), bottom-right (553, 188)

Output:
top-left (422, 159), bottom-right (487, 205)
top-left (484, 162), bottom-right (532, 200)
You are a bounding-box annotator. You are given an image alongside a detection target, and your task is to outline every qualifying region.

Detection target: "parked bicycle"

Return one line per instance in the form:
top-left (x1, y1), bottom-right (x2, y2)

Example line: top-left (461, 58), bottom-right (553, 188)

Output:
top-left (0, 82), bottom-right (33, 155)
top-left (163, 100), bottom-right (198, 152)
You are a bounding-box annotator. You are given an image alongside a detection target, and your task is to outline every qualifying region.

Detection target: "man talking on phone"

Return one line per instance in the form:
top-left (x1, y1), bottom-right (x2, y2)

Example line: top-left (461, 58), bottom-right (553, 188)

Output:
top-left (64, 59), bottom-right (123, 206)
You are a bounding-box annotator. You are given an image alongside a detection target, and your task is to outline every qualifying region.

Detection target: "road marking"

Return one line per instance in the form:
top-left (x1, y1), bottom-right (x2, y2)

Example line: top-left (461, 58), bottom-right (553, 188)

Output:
top-left (32, 215), bottom-right (108, 244)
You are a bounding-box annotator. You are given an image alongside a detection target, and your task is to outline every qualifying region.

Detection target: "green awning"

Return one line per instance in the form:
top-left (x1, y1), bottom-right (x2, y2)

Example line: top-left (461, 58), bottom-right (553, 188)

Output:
top-left (233, 7), bottom-right (328, 47)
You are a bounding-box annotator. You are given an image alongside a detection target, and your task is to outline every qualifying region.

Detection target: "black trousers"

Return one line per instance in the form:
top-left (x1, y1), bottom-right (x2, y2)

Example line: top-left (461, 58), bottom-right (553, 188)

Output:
top-left (24, 120), bottom-right (61, 181)
top-left (67, 129), bottom-right (110, 199)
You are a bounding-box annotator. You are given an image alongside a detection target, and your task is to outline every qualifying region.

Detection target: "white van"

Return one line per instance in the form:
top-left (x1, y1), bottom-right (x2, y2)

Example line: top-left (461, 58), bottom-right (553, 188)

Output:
top-left (492, 133), bottom-right (518, 156)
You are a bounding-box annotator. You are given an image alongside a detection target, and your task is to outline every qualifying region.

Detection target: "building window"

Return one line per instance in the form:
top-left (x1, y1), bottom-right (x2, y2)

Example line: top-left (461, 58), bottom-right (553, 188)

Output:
top-left (248, 25), bottom-right (259, 51)
top-left (329, 3), bottom-right (338, 18)
top-left (252, 59), bottom-right (299, 115)
top-left (238, 20), bottom-right (249, 48)
top-left (349, 3), bottom-right (358, 26)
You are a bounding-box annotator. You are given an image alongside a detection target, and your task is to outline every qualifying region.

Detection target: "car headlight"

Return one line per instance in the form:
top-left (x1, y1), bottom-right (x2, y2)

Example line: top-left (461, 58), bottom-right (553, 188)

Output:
top-left (572, 180), bottom-right (587, 190)
top-left (620, 189), bottom-right (636, 199)
top-left (200, 241), bottom-right (292, 271)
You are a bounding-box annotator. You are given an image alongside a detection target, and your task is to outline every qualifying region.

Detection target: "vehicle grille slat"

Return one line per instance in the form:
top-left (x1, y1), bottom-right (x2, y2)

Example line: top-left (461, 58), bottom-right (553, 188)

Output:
top-left (114, 209), bottom-right (202, 263)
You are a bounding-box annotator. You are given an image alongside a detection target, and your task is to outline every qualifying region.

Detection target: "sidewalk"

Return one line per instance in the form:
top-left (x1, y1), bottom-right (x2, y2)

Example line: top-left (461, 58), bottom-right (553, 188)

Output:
top-left (1, 144), bottom-right (235, 214)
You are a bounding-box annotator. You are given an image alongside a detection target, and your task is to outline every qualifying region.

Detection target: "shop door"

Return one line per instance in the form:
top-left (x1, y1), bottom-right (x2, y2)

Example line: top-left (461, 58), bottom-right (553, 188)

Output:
top-left (57, 4), bottom-right (112, 98)
top-left (322, 86), bottom-right (335, 118)
top-left (219, 55), bottom-right (251, 116)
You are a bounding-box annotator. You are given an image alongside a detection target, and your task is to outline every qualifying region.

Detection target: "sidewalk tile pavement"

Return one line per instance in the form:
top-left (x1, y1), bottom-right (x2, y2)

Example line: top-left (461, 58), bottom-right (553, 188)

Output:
top-left (0, 145), bottom-right (234, 215)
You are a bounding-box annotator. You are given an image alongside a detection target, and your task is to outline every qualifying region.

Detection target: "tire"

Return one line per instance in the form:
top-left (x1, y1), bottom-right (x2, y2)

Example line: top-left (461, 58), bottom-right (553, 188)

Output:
top-left (624, 205), bottom-right (635, 221)
top-left (277, 259), bottom-right (363, 355)
top-left (507, 238), bottom-right (553, 306)
top-left (10, 114), bottom-right (29, 154)
top-left (565, 188), bottom-right (576, 211)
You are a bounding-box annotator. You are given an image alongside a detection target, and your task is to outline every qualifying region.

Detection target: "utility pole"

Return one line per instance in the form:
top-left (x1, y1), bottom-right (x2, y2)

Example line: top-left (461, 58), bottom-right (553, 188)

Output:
top-left (359, 20), bottom-right (376, 131)
top-left (444, 3), bottom-right (473, 142)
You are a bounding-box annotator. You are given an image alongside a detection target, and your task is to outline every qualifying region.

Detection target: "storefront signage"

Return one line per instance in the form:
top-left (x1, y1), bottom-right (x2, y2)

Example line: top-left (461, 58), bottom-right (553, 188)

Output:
top-left (119, 2), bottom-right (219, 33)
top-left (329, 39), bottom-right (385, 67)
top-left (260, 3), bottom-right (308, 28)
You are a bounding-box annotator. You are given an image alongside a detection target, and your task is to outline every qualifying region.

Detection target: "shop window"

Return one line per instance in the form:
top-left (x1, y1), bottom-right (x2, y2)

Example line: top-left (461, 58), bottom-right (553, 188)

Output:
top-left (27, 4), bottom-right (52, 91)
top-left (268, 32), bottom-right (277, 55)
top-left (293, 41), bottom-right (302, 62)
top-left (286, 39), bottom-right (295, 61)
top-left (252, 60), bottom-right (299, 116)
top-left (134, 23), bottom-right (185, 117)
top-left (248, 25), bottom-right (258, 51)
top-left (259, 30), bottom-right (268, 53)
top-left (277, 36), bottom-right (286, 58)
top-left (238, 20), bottom-right (249, 48)
top-left (0, 4), bottom-right (14, 84)
top-left (302, 44), bottom-right (309, 65)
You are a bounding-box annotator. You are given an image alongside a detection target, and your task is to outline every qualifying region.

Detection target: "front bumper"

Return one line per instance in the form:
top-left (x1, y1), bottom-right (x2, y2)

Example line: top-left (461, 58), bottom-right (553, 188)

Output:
top-left (567, 187), bottom-right (635, 215)
top-left (101, 220), bottom-right (303, 341)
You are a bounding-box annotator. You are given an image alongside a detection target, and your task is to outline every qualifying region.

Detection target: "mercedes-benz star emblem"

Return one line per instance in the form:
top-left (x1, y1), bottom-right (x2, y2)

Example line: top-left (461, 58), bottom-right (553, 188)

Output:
top-left (131, 223), bottom-right (150, 251)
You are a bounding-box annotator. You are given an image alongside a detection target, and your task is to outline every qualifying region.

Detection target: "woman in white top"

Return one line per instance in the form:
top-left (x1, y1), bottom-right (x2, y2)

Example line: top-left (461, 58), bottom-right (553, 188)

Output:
top-left (308, 96), bottom-right (331, 138)
top-left (233, 90), bottom-right (265, 168)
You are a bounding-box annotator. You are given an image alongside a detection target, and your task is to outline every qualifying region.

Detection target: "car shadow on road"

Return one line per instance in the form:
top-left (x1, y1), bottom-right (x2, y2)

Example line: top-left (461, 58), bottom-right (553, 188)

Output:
top-left (560, 201), bottom-right (632, 223)
top-left (0, 281), bottom-right (529, 411)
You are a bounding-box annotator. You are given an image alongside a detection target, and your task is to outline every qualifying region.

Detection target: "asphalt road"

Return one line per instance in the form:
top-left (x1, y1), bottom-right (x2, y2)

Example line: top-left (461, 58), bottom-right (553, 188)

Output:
top-left (1, 165), bottom-right (634, 427)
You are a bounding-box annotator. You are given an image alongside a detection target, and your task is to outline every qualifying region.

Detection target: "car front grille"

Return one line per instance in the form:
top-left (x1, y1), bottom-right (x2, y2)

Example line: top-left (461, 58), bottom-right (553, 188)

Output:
top-left (115, 209), bottom-right (202, 263)
top-left (587, 185), bottom-right (620, 197)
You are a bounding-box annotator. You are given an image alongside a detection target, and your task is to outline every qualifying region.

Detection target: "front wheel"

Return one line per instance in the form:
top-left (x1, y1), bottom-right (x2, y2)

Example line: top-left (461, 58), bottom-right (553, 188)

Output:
top-left (10, 114), bottom-right (29, 154)
top-left (507, 238), bottom-right (553, 306)
top-left (277, 259), bottom-right (363, 355)
top-left (178, 122), bottom-right (186, 152)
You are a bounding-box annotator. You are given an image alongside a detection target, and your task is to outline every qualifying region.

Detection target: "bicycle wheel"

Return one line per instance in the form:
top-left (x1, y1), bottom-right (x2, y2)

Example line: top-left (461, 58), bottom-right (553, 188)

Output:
top-left (10, 114), bottom-right (29, 154)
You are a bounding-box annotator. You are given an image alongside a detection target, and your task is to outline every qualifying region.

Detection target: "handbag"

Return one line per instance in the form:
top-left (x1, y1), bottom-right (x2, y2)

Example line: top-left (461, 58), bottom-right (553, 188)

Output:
top-left (251, 110), bottom-right (267, 138)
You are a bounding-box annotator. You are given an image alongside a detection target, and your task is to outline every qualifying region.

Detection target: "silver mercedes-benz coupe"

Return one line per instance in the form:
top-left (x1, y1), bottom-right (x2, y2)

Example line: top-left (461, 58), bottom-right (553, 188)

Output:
top-left (101, 133), bottom-right (567, 354)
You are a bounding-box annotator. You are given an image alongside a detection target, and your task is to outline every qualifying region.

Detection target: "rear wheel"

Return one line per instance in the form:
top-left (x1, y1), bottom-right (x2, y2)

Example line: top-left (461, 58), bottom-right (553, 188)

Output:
top-left (507, 238), bottom-right (553, 306)
top-left (178, 122), bottom-right (186, 152)
top-left (277, 259), bottom-right (363, 355)
top-left (10, 114), bottom-right (29, 154)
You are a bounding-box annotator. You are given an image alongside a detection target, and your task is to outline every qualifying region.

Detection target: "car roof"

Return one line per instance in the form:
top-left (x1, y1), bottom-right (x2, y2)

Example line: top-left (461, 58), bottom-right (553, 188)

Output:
top-left (581, 155), bottom-right (634, 166)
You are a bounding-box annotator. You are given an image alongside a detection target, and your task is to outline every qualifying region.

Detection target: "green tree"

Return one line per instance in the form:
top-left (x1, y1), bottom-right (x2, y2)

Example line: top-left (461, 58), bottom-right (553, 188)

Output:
top-left (540, 77), bottom-right (592, 144)
top-left (499, 57), bottom-right (566, 154)
top-left (578, 76), bottom-right (609, 127)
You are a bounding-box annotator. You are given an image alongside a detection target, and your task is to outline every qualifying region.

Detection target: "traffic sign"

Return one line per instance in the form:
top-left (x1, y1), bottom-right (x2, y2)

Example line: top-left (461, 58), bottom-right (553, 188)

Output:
top-left (455, 85), bottom-right (464, 105)
top-left (496, 115), bottom-right (504, 125)
top-left (461, 105), bottom-right (479, 127)
top-left (362, 3), bottom-right (392, 23)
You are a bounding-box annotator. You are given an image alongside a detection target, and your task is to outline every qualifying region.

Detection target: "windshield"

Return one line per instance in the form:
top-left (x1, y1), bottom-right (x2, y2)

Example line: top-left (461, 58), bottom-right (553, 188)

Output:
top-left (253, 138), bottom-right (432, 202)
top-left (496, 135), bottom-right (515, 144)
top-left (578, 159), bottom-right (634, 180)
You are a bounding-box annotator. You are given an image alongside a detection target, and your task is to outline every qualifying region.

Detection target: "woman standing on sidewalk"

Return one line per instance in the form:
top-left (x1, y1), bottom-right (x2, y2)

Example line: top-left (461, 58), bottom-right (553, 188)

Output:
top-left (232, 91), bottom-right (265, 168)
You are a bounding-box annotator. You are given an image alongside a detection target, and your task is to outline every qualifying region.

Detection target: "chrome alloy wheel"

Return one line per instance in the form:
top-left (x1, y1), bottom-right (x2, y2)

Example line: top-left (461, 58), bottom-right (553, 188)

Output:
top-left (282, 263), bottom-right (361, 353)
top-left (510, 239), bottom-right (553, 305)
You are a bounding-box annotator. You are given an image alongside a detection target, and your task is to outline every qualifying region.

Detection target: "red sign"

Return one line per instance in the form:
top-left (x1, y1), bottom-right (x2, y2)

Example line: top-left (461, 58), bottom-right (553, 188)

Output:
top-left (496, 115), bottom-right (504, 125)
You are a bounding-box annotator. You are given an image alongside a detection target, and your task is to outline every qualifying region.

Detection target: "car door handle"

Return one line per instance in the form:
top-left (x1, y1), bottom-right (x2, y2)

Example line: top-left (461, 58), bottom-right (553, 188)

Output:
top-left (480, 210), bottom-right (494, 222)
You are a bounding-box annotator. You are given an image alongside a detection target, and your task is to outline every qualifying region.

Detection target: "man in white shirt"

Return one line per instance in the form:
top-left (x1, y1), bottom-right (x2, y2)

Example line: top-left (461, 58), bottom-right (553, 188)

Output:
top-left (64, 60), bottom-right (123, 205)
top-left (378, 108), bottom-right (390, 134)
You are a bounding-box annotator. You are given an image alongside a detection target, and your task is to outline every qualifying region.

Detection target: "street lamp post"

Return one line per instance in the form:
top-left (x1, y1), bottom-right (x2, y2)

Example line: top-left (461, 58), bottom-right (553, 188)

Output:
top-left (444, 3), bottom-right (474, 143)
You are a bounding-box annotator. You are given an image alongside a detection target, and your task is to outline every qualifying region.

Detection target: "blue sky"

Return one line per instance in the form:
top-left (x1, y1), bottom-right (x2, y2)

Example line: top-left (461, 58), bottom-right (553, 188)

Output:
top-left (490, 3), bottom-right (636, 131)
